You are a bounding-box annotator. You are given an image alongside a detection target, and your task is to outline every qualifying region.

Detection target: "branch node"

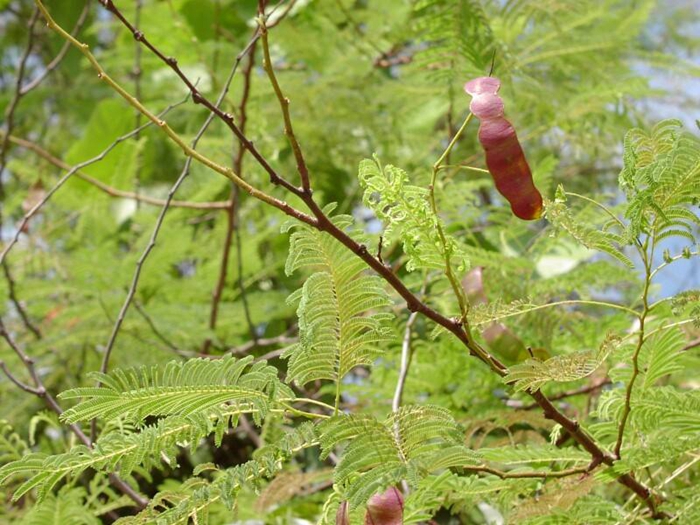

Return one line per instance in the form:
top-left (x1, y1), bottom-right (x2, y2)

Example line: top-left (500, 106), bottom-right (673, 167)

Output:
top-left (133, 30), bottom-right (144, 42)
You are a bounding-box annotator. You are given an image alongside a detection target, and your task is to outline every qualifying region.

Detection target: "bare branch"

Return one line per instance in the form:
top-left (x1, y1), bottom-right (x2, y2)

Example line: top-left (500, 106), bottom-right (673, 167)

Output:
top-left (204, 40), bottom-right (259, 354)
top-left (0, 97), bottom-right (189, 268)
top-left (0, 8), bottom-right (39, 184)
top-left (259, 15), bottom-right (311, 193)
top-left (19, 0), bottom-right (91, 95)
top-left (97, 0), bottom-right (306, 198)
top-left (0, 360), bottom-right (42, 395)
top-left (1, 133), bottom-right (231, 210)
top-left (2, 260), bottom-right (41, 339)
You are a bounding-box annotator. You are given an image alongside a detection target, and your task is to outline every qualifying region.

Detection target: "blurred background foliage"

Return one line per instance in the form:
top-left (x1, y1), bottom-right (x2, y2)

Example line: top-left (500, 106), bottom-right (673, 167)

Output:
top-left (0, 0), bottom-right (699, 522)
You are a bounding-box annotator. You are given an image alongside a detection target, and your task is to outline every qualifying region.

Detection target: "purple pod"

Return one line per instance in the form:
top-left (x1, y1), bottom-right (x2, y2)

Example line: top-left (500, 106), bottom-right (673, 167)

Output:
top-left (465, 77), bottom-right (543, 220)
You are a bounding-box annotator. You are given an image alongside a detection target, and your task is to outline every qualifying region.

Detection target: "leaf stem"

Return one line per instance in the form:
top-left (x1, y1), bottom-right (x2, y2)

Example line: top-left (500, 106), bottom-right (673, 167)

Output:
top-left (614, 237), bottom-right (653, 458)
top-left (475, 299), bottom-right (641, 326)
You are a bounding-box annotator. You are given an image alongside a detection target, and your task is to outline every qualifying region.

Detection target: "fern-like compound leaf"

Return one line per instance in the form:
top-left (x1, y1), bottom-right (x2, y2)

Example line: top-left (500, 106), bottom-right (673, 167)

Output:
top-left (283, 209), bottom-right (392, 386)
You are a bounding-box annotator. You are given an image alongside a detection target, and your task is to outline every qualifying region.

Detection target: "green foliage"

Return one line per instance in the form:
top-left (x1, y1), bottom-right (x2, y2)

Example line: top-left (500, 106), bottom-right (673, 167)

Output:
top-left (621, 119), bottom-right (700, 239)
top-left (59, 355), bottom-right (292, 425)
top-left (0, 0), bottom-right (699, 523)
top-left (318, 405), bottom-right (479, 507)
top-left (545, 191), bottom-right (635, 268)
top-left (19, 486), bottom-right (100, 525)
top-left (359, 156), bottom-right (468, 272)
top-left (283, 209), bottom-right (392, 387)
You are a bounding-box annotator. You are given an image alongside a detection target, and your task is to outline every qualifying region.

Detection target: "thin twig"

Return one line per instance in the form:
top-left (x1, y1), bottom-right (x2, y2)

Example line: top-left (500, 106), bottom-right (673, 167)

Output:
top-left (0, 360), bottom-right (42, 394)
top-left (2, 260), bottom-right (42, 339)
top-left (392, 312), bottom-right (418, 412)
top-left (132, 0), bottom-right (144, 206)
top-left (228, 327), bottom-right (297, 356)
top-left (259, 14), bottom-right (311, 193)
top-left (204, 39), bottom-right (260, 353)
top-left (19, 0), bottom-right (91, 95)
top-left (683, 338), bottom-right (700, 351)
top-left (429, 112), bottom-right (476, 330)
top-left (132, 299), bottom-right (181, 353)
top-left (0, 133), bottom-right (230, 210)
top-left (0, 8), bottom-right (39, 184)
top-left (614, 239), bottom-right (653, 459)
top-left (0, 98), bottom-right (189, 268)
top-left (465, 464), bottom-right (590, 480)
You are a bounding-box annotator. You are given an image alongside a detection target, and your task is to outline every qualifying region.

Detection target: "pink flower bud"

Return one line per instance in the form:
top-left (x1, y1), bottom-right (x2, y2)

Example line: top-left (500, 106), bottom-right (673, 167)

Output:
top-left (364, 487), bottom-right (404, 525)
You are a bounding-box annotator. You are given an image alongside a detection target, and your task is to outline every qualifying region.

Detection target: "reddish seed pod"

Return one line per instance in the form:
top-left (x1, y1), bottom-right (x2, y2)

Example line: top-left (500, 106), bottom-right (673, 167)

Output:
top-left (364, 487), bottom-right (404, 525)
top-left (336, 501), bottom-right (350, 525)
top-left (464, 77), bottom-right (543, 220)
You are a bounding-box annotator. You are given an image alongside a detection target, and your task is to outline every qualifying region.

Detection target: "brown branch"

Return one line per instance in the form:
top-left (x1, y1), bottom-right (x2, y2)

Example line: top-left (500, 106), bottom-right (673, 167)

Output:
top-left (0, 360), bottom-right (42, 394)
top-left (0, 317), bottom-right (148, 509)
top-left (204, 39), bottom-right (259, 354)
top-left (97, 0), bottom-right (306, 199)
top-left (2, 133), bottom-right (230, 210)
top-left (515, 378), bottom-right (612, 410)
top-left (132, 0), bottom-right (144, 206)
top-left (0, 8), bottom-right (39, 184)
top-left (1, 261), bottom-right (42, 339)
top-left (683, 337), bottom-right (700, 351)
top-left (259, 14), bottom-right (311, 193)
